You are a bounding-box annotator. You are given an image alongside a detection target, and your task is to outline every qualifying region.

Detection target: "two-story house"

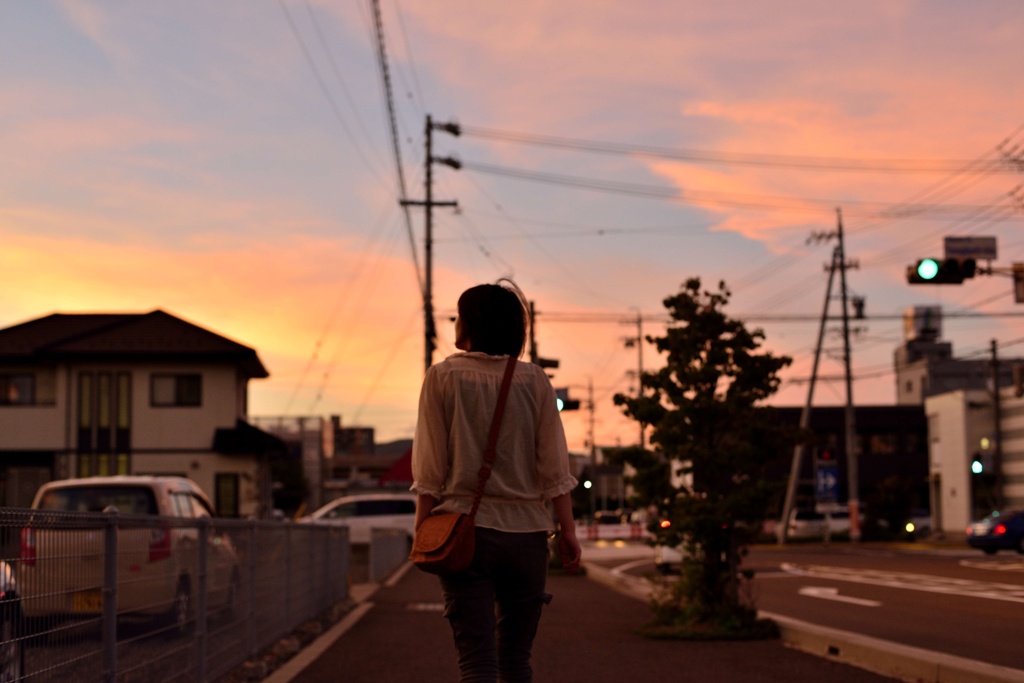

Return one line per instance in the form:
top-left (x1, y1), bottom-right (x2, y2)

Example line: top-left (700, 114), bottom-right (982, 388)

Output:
top-left (0, 309), bottom-right (284, 517)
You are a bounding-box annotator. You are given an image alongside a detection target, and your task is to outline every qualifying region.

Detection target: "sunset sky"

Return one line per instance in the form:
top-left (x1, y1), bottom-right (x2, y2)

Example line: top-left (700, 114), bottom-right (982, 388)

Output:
top-left (3, 1), bottom-right (1023, 452)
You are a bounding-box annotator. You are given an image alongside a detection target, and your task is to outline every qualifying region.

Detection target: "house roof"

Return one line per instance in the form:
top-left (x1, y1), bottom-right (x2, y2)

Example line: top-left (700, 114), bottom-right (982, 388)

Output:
top-left (0, 309), bottom-right (268, 378)
top-left (213, 419), bottom-right (287, 455)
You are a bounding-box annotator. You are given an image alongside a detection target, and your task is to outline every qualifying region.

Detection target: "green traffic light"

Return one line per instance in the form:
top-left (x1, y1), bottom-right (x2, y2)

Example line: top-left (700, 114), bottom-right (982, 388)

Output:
top-left (917, 258), bottom-right (940, 280)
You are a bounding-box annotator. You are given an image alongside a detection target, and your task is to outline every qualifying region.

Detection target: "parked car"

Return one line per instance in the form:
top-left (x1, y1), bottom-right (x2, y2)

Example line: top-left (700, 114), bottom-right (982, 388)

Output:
top-left (19, 476), bottom-right (240, 635)
top-left (298, 492), bottom-right (417, 544)
top-left (783, 506), bottom-right (872, 540)
top-left (966, 509), bottom-right (1024, 555)
top-left (0, 560), bottom-right (23, 681)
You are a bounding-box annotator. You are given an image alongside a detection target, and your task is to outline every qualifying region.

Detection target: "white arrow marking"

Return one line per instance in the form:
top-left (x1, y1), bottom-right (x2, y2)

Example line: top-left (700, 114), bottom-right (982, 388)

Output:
top-left (798, 586), bottom-right (881, 607)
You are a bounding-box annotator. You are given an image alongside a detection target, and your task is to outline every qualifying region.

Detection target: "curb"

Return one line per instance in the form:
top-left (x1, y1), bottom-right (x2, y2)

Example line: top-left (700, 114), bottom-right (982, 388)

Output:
top-left (764, 612), bottom-right (1024, 683)
top-left (583, 562), bottom-right (1024, 683)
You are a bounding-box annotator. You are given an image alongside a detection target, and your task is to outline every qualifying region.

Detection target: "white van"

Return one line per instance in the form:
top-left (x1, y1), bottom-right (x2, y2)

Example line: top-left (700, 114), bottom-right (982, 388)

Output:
top-left (20, 476), bottom-right (239, 634)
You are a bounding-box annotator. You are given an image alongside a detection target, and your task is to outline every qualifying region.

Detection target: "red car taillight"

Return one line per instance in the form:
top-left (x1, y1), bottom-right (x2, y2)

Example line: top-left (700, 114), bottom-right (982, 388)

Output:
top-left (994, 523), bottom-right (1007, 536)
top-left (149, 525), bottom-right (171, 562)
top-left (20, 527), bottom-right (36, 567)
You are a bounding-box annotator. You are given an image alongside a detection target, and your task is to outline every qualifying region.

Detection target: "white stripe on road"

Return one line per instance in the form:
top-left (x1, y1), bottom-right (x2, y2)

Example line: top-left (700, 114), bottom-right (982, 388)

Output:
top-left (782, 562), bottom-right (1024, 604)
top-left (797, 586), bottom-right (881, 607)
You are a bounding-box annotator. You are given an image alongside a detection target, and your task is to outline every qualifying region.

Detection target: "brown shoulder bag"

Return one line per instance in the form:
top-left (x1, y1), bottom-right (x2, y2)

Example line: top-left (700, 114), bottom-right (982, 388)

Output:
top-left (409, 356), bottom-right (517, 575)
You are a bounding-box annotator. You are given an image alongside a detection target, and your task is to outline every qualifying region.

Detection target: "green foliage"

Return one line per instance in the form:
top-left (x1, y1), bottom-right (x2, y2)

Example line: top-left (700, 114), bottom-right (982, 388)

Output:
top-left (614, 278), bottom-right (796, 638)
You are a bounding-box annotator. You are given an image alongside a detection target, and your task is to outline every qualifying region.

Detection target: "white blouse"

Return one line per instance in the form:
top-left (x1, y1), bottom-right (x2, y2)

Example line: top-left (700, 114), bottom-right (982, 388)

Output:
top-left (411, 352), bottom-right (578, 532)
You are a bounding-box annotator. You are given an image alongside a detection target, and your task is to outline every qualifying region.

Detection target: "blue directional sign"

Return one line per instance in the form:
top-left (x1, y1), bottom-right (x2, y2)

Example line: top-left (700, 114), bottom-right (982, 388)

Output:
top-left (815, 461), bottom-right (839, 506)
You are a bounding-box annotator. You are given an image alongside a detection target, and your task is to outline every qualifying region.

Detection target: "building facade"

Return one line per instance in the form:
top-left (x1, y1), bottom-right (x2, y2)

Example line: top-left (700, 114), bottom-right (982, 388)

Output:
top-left (0, 310), bottom-right (281, 516)
top-left (926, 384), bottom-right (1024, 534)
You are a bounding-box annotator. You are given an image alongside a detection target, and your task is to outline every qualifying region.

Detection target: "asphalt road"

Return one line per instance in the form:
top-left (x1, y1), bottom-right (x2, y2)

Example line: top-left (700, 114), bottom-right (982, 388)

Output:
top-left (607, 541), bottom-right (1024, 672)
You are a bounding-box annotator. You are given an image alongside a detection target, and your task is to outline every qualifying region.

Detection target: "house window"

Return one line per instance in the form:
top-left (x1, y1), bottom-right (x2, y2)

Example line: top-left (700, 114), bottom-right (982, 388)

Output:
top-left (0, 374), bottom-right (35, 405)
top-left (215, 473), bottom-right (240, 517)
top-left (151, 374), bottom-right (202, 407)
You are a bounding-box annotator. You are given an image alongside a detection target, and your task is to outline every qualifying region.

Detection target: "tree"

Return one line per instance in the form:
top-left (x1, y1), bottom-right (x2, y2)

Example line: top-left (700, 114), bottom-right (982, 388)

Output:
top-left (613, 278), bottom-right (795, 638)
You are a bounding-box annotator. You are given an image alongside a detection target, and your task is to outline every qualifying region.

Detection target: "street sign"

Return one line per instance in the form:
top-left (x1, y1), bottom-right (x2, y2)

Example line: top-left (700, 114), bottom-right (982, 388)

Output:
top-left (944, 236), bottom-right (997, 261)
top-left (815, 460), bottom-right (839, 509)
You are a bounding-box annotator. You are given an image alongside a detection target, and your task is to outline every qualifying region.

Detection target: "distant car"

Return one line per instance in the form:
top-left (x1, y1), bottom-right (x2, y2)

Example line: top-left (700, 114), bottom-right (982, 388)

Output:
top-left (593, 510), bottom-right (627, 525)
top-left (299, 493), bottom-right (417, 544)
top-left (19, 476), bottom-right (240, 635)
top-left (785, 507), bottom-right (865, 539)
top-left (966, 509), bottom-right (1024, 555)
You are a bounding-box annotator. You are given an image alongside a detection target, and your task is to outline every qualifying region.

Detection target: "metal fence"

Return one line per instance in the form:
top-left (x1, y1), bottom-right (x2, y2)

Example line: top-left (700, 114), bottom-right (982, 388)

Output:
top-left (0, 507), bottom-right (350, 683)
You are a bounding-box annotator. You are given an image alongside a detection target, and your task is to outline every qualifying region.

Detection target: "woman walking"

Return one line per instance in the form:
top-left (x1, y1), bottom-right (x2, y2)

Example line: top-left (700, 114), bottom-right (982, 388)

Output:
top-left (411, 280), bottom-right (581, 683)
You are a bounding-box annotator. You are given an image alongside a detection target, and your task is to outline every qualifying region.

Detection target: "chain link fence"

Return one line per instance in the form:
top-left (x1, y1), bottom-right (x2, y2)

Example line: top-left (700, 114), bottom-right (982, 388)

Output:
top-left (0, 507), bottom-right (350, 683)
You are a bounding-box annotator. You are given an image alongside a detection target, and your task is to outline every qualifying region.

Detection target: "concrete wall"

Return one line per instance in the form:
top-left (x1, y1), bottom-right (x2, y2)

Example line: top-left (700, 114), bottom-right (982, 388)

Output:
top-left (925, 389), bottom-right (992, 532)
top-left (997, 385), bottom-right (1024, 509)
top-left (132, 364), bottom-right (242, 449)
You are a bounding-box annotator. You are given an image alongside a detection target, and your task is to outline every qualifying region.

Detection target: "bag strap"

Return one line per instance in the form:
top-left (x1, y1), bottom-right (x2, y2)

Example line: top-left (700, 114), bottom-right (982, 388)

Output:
top-left (468, 356), bottom-right (518, 520)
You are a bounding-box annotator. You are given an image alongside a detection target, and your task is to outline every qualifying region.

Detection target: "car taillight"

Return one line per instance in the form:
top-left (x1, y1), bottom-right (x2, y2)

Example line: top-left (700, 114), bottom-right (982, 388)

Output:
top-left (994, 523), bottom-right (1007, 536)
top-left (660, 519), bottom-right (671, 529)
top-left (149, 525), bottom-right (171, 562)
top-left (20, 527), bottom-right (36, 567)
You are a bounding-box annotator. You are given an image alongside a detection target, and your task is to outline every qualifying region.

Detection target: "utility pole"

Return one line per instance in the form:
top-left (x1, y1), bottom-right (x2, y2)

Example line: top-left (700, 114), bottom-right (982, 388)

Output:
top-left (529, 301), bottom-right (538, 363)
top-left (778, 208), bottom-right (861, 543)
top-left (587, 376), bottom-right (597, 464)
top-left (635, 313), bottom-right (644, 448)
top-left (400, 115), bottom-right (461, 373)
top-left (991, 339), bottom-right (1005, 509)
top-left (778, 245), bottom-right (838, 544)
top-left (837, 208), bottom-right (861, 542)
top-left (623, 312), bottom-right (645, 448)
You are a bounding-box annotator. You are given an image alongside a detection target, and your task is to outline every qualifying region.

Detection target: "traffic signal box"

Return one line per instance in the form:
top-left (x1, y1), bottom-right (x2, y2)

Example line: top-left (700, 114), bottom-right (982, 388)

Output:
top-left (906, 258), bottom-right (977, 285)
top-left (554, 387), bottom-right (580, 411)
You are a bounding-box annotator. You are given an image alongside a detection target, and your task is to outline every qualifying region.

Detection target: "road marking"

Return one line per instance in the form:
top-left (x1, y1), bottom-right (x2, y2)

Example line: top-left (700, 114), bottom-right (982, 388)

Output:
top-left (959, 558), bottom-right (1024, 572)
top-left (407, 602), bottom-right (445, 611)
top-left (612, 558), bottom-right (658, 576)
top-left (782, 563), bottom-right (1024, 604)
top-left (797, 586), bottom-right (881, 607)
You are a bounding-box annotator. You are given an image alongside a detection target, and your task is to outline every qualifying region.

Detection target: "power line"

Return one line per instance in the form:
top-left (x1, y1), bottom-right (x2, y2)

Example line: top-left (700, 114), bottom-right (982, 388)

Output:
top-left (277, 0), bottom-right (389, 184)
top-left (459, 160), bottom-right (1023, 218)
top-left (369, 0), bottom-right (424, 299)
top-left (460, 125), bottom-right (1024, 175)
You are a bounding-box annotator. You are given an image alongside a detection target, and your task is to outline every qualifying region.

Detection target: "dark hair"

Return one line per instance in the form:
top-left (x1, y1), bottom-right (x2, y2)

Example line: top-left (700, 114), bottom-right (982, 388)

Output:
top-left (457, 280), bottom-right (529, 357)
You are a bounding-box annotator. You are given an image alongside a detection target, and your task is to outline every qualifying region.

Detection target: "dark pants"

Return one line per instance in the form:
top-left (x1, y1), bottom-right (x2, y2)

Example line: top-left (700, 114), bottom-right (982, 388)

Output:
top-left (439, 528), bottom-right (550, 683)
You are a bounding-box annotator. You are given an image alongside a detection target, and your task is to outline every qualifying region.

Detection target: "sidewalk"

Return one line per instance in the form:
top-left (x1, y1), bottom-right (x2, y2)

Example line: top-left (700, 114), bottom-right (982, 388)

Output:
top-left (267, 563), bottom-right (904, 683)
